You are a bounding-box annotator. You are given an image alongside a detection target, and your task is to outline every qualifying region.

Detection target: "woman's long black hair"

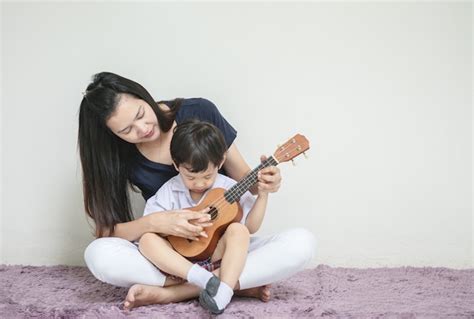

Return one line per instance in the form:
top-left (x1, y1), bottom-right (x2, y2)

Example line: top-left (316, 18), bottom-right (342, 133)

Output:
top-left (78, 72), bottom-right (181, 237)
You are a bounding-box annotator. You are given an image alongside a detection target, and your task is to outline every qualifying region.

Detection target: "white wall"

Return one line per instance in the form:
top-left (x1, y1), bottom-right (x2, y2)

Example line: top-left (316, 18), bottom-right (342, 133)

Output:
top-left (471, 3), bottom-right (474, 268)
top-left (1, 2), bottom-right (472, 268)
top-left (0, 2), bottom-right (3, 264)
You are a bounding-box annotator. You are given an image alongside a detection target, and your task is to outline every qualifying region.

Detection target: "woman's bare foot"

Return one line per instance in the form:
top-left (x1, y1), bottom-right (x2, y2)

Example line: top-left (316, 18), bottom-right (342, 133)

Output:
top-left (235, 284), bottom-right (271, 302)
top-left (123, 284), bottom-right (172, 310)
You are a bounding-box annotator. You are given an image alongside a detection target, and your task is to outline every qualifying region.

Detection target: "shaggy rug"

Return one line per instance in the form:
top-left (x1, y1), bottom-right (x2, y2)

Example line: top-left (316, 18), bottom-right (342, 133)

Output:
top-left (0, 264), bottom-right (472, 318)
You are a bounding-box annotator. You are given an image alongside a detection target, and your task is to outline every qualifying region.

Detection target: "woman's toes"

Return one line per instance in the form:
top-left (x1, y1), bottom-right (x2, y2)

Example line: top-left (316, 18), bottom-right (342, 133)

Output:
top-left (261, 285), bottom-right (271, 302)
top-left (123, 284), bottom-right (141, 310)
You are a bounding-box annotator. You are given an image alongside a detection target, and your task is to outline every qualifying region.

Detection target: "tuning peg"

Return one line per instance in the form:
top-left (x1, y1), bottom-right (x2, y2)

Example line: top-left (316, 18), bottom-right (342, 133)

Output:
top-left (291, 159), bottom-right (296, 166)
top-left (303, 152), bottom-right (308, 159)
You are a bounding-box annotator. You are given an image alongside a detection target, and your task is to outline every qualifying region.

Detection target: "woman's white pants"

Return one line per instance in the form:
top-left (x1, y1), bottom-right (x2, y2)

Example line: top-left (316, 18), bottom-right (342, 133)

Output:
top-left (84, 227), bottom-right (316, 290)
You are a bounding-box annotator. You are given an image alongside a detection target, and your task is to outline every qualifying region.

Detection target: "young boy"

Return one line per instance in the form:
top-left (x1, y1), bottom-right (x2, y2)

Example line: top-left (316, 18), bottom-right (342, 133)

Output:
top-left (139, 119), bottom-right (269, 314)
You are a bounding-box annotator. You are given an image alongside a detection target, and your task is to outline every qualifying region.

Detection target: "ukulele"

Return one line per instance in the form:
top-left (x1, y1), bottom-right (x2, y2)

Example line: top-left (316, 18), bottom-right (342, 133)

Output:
top-left (167, 134), bottom-right (310, 261)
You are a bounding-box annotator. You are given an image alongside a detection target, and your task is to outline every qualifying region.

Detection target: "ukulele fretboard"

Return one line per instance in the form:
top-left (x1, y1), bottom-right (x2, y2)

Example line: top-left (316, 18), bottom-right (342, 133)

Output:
top-left (224, 156), bottom-right (278, 203)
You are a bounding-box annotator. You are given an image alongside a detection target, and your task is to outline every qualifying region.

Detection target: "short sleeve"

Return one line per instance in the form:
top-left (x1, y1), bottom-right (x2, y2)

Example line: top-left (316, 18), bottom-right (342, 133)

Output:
top-left (176, 98), bottom-right (237, 149)
top-left (199, 99), bottom-right (237, 148)
top-left (143, 183), bottom-right (174, 216)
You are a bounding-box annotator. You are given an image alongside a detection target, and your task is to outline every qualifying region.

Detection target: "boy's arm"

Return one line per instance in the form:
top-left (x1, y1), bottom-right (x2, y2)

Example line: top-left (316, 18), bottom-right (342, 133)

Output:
top-left (244, 193), bottom-right (269, 234)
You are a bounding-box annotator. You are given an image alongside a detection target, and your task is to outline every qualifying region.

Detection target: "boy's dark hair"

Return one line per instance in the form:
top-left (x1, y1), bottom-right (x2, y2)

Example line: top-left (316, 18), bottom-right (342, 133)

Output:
top-left (171, 119), bottom-right (227, 172)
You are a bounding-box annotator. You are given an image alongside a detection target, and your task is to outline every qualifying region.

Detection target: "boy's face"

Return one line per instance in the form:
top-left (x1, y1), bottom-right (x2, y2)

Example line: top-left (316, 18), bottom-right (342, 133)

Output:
top-left (175, 163), bottom-right (221, 195)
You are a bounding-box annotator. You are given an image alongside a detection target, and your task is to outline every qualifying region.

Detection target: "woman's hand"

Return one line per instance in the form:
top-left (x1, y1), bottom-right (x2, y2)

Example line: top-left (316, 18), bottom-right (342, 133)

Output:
top-left (257, 155), bottom-right (282, 194)
top-left (223, 144), bottom-right (283, 196)
top-left (145, 208), bottom-right (212, 241)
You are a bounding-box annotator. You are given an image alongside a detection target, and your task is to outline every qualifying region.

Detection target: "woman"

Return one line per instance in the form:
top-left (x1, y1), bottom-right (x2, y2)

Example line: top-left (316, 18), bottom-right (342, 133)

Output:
top-left (78, 72), bottom-right (316, 309)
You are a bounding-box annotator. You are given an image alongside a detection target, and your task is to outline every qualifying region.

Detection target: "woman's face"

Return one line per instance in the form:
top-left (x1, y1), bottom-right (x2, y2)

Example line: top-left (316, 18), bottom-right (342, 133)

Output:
top-left (106, 94), bottom-right (160, 144)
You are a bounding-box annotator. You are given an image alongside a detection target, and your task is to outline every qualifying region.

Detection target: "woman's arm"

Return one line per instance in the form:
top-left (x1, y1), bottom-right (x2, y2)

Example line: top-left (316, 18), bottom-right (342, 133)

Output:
top-left (106, 217), bottom-right (152, 242)
top-left (102, 209), bottom-right (212, 242)
top-left (224, 143), bottom-right (282, 195)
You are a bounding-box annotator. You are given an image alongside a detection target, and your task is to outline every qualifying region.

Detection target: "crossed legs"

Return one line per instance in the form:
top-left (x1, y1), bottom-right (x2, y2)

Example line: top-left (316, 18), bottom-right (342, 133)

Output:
top-left (84, 228), bottom-right (316, 309)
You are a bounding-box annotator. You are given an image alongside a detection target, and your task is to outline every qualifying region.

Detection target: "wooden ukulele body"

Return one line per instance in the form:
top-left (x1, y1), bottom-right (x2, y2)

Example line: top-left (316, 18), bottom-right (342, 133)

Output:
top-left (167, 188), bottom-right (243, 261)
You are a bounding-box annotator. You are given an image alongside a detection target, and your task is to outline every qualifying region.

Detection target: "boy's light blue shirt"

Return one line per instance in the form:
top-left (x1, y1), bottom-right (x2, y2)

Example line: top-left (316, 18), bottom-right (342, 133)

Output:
top-left (143, 174), bottom-right (256, 224)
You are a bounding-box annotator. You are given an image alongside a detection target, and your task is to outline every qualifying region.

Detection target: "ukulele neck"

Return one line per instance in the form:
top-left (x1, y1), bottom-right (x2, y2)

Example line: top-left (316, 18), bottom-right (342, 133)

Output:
top-left (224, 156), bottom-right (278, 203)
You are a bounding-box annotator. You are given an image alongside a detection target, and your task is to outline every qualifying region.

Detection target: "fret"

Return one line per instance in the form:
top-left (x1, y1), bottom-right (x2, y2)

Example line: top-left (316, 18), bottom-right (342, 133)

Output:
top-left (224, 156), bottom-right (278, 203)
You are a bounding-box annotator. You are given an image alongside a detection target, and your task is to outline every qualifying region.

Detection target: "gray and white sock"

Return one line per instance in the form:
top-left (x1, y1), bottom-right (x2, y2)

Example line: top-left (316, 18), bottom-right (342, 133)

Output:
top-left (213, 281), bottom-right (234, 310)
top-left (186, 264), bottom-right (213, 290)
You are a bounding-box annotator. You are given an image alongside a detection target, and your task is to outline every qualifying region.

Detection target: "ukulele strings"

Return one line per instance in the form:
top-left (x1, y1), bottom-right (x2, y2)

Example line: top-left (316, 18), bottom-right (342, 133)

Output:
top-left (203, 160), bottom-right (272, 220)
top-left (204, 153), bottom-right (280, 214)
top-left (202, 141), bottom-right (302, 222)
top-left (205, 141), bottom-right (302, 215)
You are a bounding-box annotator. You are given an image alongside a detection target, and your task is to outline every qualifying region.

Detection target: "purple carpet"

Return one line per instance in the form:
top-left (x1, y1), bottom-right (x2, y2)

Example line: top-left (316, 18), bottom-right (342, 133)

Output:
top-left (1, 264), bottom-right (472, 318)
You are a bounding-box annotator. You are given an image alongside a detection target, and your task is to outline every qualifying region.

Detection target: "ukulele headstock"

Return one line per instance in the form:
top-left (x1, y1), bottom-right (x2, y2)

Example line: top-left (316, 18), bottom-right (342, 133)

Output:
top-left (273, 134), bottom-right (310, 164)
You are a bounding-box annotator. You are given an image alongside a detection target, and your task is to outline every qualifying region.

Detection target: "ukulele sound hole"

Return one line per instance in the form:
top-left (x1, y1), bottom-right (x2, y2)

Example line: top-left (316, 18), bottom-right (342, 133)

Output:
top-left (208, 206), bottom-right (218, 220)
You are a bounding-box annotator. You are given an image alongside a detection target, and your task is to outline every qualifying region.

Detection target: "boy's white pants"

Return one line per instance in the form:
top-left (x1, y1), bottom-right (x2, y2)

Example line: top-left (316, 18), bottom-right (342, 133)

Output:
top-left (84, 227), bottom-right (316, 290)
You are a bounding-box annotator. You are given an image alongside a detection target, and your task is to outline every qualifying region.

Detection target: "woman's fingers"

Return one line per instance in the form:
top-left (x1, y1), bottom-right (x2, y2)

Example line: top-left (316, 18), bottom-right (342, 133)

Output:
top-left (181, 230), bottom-right (202, 241)
top-left (183, 209), bottom-right (213, 226)
top-left (179, 209), bottom-right (210, 222)
top-left (258, 167), bottom-right (278, 182)
top-left (199, 222), bottom-right (213, 227)
top-left (172, 210), bottom-right (212, 239)
top-left (185, 227), bottom-right (208, 240)
top-left (257, 156), bottom-right (282, 193)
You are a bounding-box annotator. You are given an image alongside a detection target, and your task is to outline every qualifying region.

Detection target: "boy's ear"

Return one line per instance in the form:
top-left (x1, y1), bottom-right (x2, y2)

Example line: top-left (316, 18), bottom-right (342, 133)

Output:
top-left (218, 154), bottom-right (227, 169)
top-left (172, 162), bottom-right (179, 172)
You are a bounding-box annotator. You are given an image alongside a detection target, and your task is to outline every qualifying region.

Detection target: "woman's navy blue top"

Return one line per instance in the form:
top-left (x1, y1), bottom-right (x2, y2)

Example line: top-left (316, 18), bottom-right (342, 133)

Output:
top-left (130, 98), bottom-right (237, 201)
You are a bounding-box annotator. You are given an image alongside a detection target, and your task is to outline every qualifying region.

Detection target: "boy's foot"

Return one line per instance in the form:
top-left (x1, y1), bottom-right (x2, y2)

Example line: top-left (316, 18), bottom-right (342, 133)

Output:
top-left (199, 289), bottom-right (225, 315)
top-left (123, 284), bottom-right (172, 310)
top-left (205, 275), bottom-right (221, 297)
top-left (235, 284), bottom-right (272, 302)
